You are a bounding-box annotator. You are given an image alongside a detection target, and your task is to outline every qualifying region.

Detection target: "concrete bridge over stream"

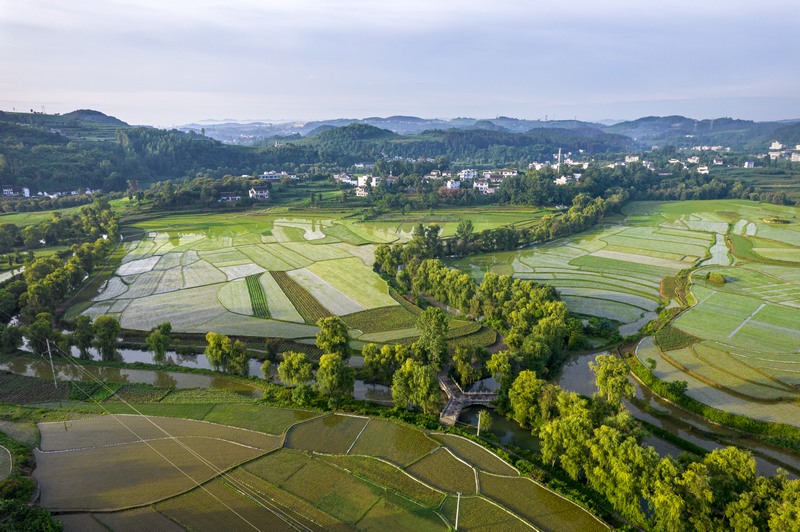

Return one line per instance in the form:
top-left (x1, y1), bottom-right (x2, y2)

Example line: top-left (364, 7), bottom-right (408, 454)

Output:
top-left (438, 374), bottom-right (497, 426)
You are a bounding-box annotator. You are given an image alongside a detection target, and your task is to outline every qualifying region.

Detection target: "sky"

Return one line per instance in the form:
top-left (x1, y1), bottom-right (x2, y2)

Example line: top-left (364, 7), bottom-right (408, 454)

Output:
top-left (1, 0), bottom-right (798, 127)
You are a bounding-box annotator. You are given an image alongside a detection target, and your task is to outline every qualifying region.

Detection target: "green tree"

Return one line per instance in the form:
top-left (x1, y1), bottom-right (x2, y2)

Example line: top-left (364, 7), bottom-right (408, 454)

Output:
top-left (589, 354), bottom-right (634, 406)
top-left (414, 307), bottom-right (448, 369)
top-left (72, 315), bottom-right (94, 360)
top-left (277, 351), bottom-right (313, 386)
top-left (93, 315), bottom-right (120, 362)
top-left (477, 409), bottom-right (493, 437)
top-left (315, 353), bottom-right (354, 405)
top-left (391, 358), bottom-right (440, 414)
top-left (203, 332), bottom-right (249, 376)
top-left (315, 316), bottom-right (351, 360)
top-left (539, 391), bottom-right (593, 480)
top-left (508, 370), bottom-right (545, 428)
top-left (146, 322), bottom-right (172, 364)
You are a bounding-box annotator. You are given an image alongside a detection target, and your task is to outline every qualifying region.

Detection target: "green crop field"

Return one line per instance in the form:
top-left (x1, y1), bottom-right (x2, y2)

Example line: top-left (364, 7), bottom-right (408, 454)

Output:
top-left (349, 419), bottom-right (439, 466)
top-left (431, 434), bottom-right (519, 476)
top-left (33, 402), bottom-right (606, 531)
top-left (405, 447), bottom-right (477, 494)
top-left (285, 413), bottom-right (369, 454)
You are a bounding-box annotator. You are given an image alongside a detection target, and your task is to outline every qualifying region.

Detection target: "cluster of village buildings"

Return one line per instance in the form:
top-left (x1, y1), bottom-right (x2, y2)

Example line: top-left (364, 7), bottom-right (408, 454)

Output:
top-left (333, 168), bottom-right (521, 196)
top-left (1, 186), bottom-right (99, 199)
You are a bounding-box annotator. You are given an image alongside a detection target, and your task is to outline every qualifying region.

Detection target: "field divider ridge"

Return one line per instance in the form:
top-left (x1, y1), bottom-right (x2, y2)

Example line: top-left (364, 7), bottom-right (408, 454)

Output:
top-left (346, 419), bottom-right (370, 455)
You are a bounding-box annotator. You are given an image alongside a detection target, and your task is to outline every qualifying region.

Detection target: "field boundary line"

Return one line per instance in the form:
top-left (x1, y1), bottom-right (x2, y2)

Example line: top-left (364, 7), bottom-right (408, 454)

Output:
top-left (463, 493), bottom-right (540, 531)
top-left (433, 433), bottom-right (520, 475)
top-left (727, 303), bottom-right (765, 339)
top-left (40, 413), bottom-right (286, 438)
top-left (341, 452), bottom-right (447, 498)
top-left (346, 419), bottom-right (370, 454)
top-left (36, 435), bottom-right (277, 454)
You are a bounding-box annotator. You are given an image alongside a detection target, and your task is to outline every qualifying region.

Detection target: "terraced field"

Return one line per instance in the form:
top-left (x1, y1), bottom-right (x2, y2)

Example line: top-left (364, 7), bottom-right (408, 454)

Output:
top-left (45, 410), bottom-right (608, 532)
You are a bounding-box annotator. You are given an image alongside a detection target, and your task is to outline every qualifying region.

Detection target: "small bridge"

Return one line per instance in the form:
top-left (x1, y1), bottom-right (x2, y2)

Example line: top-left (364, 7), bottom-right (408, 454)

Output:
top-left (438, 374), bottom-right (497, 426)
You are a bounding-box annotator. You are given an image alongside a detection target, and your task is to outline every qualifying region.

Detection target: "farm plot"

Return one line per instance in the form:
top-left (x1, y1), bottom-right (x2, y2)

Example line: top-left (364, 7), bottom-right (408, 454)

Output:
top-left (287, 268), bottom-right (364, 315)
top-left (321, 454), bottom-right (445, 508)
top-left (440, 495), bottom-right (532, 531)
top-left (259, 272), bottom-right (303, 323)
top-left (218, 263), bottom-right (265, 281)
top-left (123, 270), bottom-right (165, 299)
top-left (117, 256), bottom-right (160, 276)
top-left (324, 224), bottom-right (371, 245)
top-left (662, 347), bottom-right (795, 401)
top-left (306, 257), bottom-right (397, 309)
top-left (0, 371), bottom-right (69, 404)
top-left (182, 260), bottom-right (226, 288)
top-left (152, 266), bottom-right (184, 294)
top-left (92, 507), bottom-right (185, 532)
top-left (560, 296), bottom-right (649, 323)
top-left (120, 284), bottom-right (227, 331)
top-left (431, 434), bottom-right (518, 476)
top-left (154, 252), bottom-right (184, 270)
top-left (271, 271), bottom-right (332, 323)
top-left (285, 414), bottom-right (369, 454)
top-left (405, 447), bottom-right (477, 494)
top-left (638, 338), bottom-right (800, 427)
top-left (93, 277), bottom-right (128, 301)
top-left (349, 419), bottom-right (439, 466)
top-left (238, 244), bottom-right (295, 271)
top-left (156, 477), bottom-right (310, 532)
top-left (281, 241), bottom-right (352, 262)
top-left (245, 274), bottom-right (269, 318)
top-left (262, 243), bottom-right (313, 269)
top-left (35, 436), bottom-right (274, 510)
top-left (217, 279), bottom-right (253, 316)
top-left (203, 404), bottom-right (319, 435)
top-left (479, 472), bottom-right (609, 532)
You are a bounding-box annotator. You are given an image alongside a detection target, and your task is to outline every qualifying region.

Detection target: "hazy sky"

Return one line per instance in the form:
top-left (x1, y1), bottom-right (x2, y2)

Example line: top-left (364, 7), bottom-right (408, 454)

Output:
top-left (1, 0), bottom-right (798, 126)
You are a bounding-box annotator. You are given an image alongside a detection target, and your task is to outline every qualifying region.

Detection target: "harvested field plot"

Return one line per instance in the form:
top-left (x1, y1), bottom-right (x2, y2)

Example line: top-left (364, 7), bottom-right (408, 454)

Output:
top-left (117, 256), bottom-right (160, 276)
top-left (355, 496), bottom-right (444, 532)
top-left (218, 262), bottom-right (265, 281)
top-left (285, 414), bottom-right (369, 454)
top-left (271, 270), bottom-right (332, 323)
top-left (405, 447), bottom-right (477, 494)
top-left (479, 472), bottom-right (609, 532)
top-left (349, 419), bottom-right (438, 466)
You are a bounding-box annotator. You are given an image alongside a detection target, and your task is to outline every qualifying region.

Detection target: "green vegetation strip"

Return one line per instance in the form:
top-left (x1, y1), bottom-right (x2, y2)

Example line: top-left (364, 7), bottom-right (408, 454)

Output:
top-left (0, 372), bottom-right (70, 404)
top-left (271, 270), bottom-right (333, 323)
top-left (245, 273), bottom-right (270, 318)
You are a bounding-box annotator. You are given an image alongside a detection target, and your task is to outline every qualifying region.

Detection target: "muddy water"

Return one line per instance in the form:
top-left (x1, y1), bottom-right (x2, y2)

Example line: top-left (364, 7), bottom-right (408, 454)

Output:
top-left (558, 352), bottom-right (800, 477)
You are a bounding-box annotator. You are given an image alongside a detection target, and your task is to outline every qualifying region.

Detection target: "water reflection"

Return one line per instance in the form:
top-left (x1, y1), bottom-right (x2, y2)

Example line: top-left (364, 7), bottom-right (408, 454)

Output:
top-left (557, 352), bottom-right (799, 477)
top-left (0, 356), bottom-right (261, 398)
top-left (353, 380), bottom-right (393, 404)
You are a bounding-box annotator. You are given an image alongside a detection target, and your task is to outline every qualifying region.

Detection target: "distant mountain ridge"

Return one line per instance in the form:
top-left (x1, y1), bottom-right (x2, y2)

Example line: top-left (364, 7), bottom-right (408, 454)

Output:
top-left (179, 114), bottom-right (800, 150)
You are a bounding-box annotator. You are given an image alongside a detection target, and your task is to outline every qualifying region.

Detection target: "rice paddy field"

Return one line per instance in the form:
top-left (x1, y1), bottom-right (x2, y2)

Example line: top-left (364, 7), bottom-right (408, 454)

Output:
top-left (75, 207), bottom-right (539, 344)
top-left (452, 200), bottom-right (800, 424)
top-left (43, 409), bottom-right (608, 532)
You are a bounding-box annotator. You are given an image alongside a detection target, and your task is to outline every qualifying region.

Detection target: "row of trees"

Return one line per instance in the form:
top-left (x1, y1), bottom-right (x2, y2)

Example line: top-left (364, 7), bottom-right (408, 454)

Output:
top-left (505, 358), bottom-right (800, 530)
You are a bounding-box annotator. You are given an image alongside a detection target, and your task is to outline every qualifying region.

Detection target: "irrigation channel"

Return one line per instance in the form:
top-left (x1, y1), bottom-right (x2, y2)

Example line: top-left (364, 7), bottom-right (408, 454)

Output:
top-left (459, 352), bottom-right (799, 478)
top-left (5, 343), bottom-right (394, 403)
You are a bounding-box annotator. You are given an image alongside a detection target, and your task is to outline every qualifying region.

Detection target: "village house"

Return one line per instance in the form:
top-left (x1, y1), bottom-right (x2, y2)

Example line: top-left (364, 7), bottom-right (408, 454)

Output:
top-left (248, 186), bottom-right (270, 200)
top-left (697, 165), bottom-right (710, 175)
top-left (444, 179), bottom-right (460, 189)
top-left (473, 178), bottom-right (495, 195)
top-left (355, 186), bottom-right (369, 197)
top-left (333, 173), bottom-right (357, 186)
top-left (457, 168), bottom-right (478, 180)
top-left (2, 185), bottom-right (30, 197)
top-left (218, 192), bottom-right (242, 202)
top-left (357, 174), bottom-right (381, 188)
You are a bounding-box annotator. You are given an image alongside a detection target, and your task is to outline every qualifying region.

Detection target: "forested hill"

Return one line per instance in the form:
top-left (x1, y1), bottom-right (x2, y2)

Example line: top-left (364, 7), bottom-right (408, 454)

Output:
top-left (606, 116), bottom-right (795, 149)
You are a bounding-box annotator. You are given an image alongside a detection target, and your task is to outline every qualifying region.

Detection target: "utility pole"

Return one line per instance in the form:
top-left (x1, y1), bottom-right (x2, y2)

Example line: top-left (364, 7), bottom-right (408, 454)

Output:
top-left (455, 491), bottom-right (461, 530)
top-left (46, 340), bottom-right (58, 389)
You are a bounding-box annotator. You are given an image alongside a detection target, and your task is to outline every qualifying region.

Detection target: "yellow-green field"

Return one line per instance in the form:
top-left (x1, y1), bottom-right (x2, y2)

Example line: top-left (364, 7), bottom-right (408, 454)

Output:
top-left (42, 409), bottom-right (609, 531)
